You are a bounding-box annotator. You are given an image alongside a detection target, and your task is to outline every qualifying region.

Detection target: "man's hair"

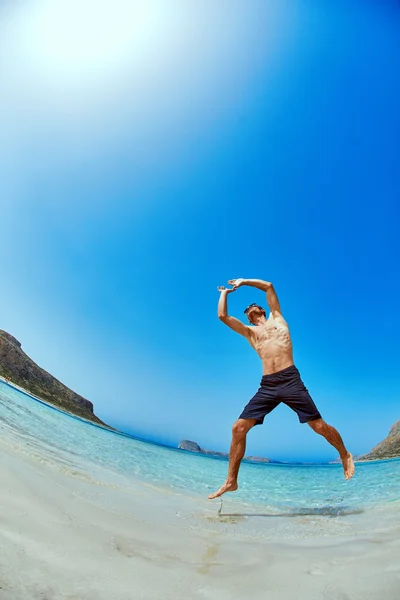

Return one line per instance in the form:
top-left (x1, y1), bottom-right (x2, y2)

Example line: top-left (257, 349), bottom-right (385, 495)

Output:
top-left (244, 303), bottom-right (266, 315)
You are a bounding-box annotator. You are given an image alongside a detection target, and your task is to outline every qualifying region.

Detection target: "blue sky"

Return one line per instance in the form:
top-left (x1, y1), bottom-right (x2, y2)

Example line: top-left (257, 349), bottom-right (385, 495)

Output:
top-left (0, 0), bottom-right (399, 462)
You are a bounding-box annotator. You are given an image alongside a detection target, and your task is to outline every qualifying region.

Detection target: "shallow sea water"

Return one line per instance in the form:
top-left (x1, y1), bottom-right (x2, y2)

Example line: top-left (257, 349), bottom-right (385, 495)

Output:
top-left (2, 379), bottom-right (400, 600)
top-left (1, 379), bottom-right (399, 522)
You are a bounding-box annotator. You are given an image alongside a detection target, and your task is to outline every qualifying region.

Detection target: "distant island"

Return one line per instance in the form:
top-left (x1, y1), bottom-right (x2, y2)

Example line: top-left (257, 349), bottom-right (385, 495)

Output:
top-left (180, 420), bottom-right (400, 464)
top-left (177, 440), bottom-right (331, 465)
top-left (178, 439), bottom-right (279, 463)
top-left (0, 330), bottom-right (110, 428)
top-left (178, 440), bottom-right (336, 465)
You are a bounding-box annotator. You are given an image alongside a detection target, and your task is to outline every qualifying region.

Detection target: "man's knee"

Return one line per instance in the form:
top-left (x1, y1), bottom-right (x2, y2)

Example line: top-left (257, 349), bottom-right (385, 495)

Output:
top-left (232, 418), bottom-right (255, 437)
top-left (308, 418), bottom-right (325, 434)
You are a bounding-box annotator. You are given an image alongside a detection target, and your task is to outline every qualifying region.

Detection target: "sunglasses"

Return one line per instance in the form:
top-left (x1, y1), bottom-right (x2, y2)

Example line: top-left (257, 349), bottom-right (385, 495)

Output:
top-left (244, 303), bottom-right (259, 314)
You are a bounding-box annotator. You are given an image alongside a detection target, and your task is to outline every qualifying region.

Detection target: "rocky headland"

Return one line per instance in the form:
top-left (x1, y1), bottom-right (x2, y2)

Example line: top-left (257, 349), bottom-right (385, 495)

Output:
top-left (0, 330), bottom-right (109, 428)
top-left (356, 420), bottom-right (400, 461)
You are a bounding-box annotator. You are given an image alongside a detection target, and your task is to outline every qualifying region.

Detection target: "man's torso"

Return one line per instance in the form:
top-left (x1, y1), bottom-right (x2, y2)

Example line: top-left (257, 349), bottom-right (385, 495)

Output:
top-left (248, 314), bottom-right (294, 375)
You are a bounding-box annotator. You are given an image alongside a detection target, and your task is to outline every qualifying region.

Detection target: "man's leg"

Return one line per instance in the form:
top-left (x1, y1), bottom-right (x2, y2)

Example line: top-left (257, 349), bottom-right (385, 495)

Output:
top-left (208, 418), bottom-right (256, 499)
top-left (308, 418), bottom-right (355, 480)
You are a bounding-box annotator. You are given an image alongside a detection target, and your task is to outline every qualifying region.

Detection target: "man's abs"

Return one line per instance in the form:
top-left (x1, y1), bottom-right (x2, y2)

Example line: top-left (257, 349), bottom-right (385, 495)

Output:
top-left (258, 348), bottom-right (294, 375)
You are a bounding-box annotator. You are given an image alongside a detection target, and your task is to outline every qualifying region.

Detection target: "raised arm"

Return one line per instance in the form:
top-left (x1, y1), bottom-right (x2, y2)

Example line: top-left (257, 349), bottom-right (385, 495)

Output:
top-left (217, 286), bottom-right (252, 338)
top-left (227, 278), bottom-right (282, 317)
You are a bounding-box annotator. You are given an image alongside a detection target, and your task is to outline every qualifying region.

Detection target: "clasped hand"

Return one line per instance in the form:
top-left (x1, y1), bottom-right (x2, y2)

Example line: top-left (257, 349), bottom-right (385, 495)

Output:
top-left (217, 278), bottom-right (246, 293)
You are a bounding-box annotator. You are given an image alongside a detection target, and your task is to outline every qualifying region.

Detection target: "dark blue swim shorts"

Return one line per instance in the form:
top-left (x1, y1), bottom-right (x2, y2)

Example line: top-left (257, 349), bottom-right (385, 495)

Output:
top-left (239, 365), bottom-right (322, 425)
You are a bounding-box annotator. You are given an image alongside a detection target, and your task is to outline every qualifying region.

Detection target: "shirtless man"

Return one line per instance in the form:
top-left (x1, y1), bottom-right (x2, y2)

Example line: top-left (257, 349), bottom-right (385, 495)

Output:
top-left (209, 278), bottom-right (355, 500)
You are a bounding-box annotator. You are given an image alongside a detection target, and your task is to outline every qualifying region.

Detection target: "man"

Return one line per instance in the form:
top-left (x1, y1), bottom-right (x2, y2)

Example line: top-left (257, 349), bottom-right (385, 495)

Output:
top-left (209, 278), bottom-right (355, 500)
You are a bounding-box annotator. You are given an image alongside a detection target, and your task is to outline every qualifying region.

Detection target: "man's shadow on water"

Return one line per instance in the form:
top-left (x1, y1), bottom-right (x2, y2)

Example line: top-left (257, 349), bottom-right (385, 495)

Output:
top-left (218, 506), bottom-right (364, 518)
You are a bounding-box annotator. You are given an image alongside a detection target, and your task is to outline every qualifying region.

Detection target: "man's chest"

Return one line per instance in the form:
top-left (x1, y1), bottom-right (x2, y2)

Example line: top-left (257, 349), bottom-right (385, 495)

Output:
top-left (254, 321), bottom-right (291, 344)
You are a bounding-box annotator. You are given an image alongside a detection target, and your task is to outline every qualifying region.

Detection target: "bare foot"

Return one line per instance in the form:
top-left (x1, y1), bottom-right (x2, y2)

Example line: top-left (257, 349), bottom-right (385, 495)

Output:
top-left (341, 452), bottom-right (355, 480)
top-left (208, 480), bottom-right (238, 499)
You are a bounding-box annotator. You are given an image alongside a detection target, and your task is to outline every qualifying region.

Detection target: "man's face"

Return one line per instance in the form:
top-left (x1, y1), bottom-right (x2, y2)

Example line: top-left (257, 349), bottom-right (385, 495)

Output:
top-left (246, 306), bottom-right (265, 324)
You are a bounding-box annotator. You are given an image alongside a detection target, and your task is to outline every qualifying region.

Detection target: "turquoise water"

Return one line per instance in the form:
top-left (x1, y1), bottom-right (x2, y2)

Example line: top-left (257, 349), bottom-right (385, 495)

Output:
top-left (1, 380), bottom-right (399, 514)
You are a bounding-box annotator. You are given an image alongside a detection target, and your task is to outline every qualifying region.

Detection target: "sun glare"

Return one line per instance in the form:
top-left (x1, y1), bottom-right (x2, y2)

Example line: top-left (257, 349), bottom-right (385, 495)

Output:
top-left (18, 0), bottom-right (168, 78)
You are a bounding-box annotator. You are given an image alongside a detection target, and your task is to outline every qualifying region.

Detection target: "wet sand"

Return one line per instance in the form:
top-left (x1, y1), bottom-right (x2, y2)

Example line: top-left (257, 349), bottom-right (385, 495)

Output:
top-left (1, 430), bottom-right (400, 600)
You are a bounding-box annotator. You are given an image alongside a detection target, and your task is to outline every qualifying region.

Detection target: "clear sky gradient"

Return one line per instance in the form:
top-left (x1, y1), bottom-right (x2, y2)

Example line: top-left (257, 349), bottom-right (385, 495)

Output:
top-left (1, 0), bottom-right (399, 461)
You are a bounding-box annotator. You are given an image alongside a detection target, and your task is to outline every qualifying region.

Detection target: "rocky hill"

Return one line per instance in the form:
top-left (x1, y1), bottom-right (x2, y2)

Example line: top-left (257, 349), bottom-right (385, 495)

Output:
top-left (0, 330), bottom-right (109, 427)
top-left (357, 420), bottom-right (400, 461)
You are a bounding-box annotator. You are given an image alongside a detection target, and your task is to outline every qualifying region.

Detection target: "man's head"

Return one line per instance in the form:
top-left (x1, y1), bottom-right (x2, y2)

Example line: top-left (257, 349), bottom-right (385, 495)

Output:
top-left (244, 303), bottom-right (267, 324)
